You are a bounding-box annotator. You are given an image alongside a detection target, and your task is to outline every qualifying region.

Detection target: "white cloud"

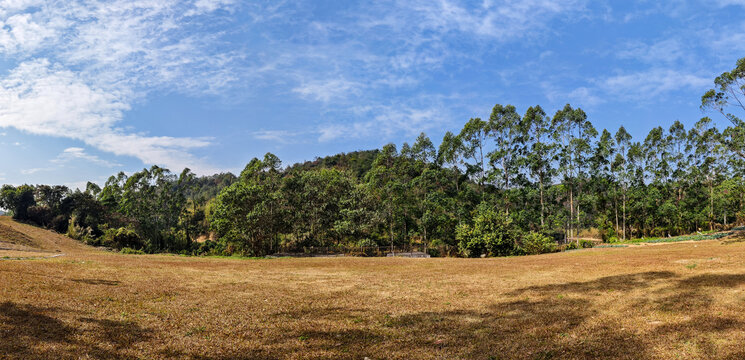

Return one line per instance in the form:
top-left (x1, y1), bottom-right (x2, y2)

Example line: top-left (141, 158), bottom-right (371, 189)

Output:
top-left (0, 0), bottom-right (237, 174)
top-left (546, 68), bottom-right (710, 107)
top-left (252, 130), bottom-right (304, 144)
top-left (251, 0), bottom-right (588, 140)
top-left (566, 87), bottom-right (604, 107)
top-left (318, 105), bottom-right (445, 142)
top-left (616, 38), bottom-right (687, 64)
top-left (0, 13), bottom-right (58, 54)
top-left (187, 0), bottom-right (236, 16)
top-left (715, 0), bottom-right (745, 6)
top-left (293, 79), bottom-right (362, 103)
top-left (52, 147), bottom-right (121, 168)
top-left (405, 0), bottom-right (586, 40)
top-left (602, 69), bottom-right (709, 98)
top-left (20, 167), bottom-right (52, 175)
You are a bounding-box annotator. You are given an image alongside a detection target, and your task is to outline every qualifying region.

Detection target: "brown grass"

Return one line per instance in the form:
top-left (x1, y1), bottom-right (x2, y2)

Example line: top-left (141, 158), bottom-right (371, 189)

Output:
top-left (2, 216), bottom-right (745, 359)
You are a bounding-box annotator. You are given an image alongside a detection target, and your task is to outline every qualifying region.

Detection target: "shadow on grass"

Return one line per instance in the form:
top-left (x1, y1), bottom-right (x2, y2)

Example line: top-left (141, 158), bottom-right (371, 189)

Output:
top-left (70, 278), bottom-right (120, 286)
top-left (4, 271), bottom-right (745, 359)
top-left (262, 272), bottom-right (745, 359)
top-left (0, 301), bottom-right (148, 359)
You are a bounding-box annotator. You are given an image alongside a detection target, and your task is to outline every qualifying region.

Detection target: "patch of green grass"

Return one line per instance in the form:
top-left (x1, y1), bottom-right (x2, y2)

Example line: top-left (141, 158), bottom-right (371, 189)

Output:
top-left (185, 326), bottom-right (206, 337)
top-left (623, 232), bottom-right (732, 244)
top-left (686, 263), bottom-right (697, 270)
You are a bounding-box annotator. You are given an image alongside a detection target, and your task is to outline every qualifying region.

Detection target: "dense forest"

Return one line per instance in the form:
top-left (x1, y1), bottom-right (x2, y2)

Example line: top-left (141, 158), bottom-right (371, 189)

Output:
top-left (1, 58), bottom-right (744, 258)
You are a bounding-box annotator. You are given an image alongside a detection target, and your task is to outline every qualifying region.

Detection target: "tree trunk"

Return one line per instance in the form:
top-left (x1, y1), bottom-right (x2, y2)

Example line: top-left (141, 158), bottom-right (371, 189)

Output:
top-left (710, 180), bottom-right (714, 231)
top-left (614, 196), bottom-right (619, 238)
top-left (569, 187), bottom-right (574, 239)
top-left (539, 176), bottom-right (545, 228)
top-left (622, 191), bottom-right (627, 240)
top-left (576, 183), bottom-right (581, 238)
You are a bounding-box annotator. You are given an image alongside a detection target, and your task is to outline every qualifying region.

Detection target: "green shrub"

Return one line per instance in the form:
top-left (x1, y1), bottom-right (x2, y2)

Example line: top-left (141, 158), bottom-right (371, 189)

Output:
top-left (66, 215), bottom-right (94, 243)
top-left (456, 203), bottom-right (519, 257)
top-left (579, 239), bottom-right (595, 248)
top-left (101, 227), bottom-right (142, 250)
top-left (520, 232), bottom-right (557, 255)
top-left (120, 247), bottom-right (146, 255)
top-left (356, 238), bottom-right (378, 247)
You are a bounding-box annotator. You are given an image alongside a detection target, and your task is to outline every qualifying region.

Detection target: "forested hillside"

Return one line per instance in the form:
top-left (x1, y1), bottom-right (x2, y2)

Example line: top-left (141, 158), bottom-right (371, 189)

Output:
top-left (2, 57), bottom-right (744, 258)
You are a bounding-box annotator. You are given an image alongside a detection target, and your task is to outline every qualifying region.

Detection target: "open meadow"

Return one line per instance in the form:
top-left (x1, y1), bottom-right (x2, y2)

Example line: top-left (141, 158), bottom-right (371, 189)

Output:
top-left (3, 216), bottom-right (745, 359)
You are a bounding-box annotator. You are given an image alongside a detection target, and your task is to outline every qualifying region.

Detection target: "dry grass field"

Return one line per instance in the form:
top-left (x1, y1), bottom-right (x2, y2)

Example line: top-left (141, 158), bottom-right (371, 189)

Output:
top-left (2, 216), bottom-right (745, 359)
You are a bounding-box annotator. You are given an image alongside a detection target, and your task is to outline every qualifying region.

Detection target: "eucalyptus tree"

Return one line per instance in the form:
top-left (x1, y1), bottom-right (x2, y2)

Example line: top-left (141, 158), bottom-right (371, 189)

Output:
top-left (438, 131), bottom-right (464, 192)
top-left (487, 104), bottom-right (522, 210)
top-left (569, 107), bottom-right (597, 233)
top-left (552, 105), bottom-right (576, 238)
top-left (411, 132), bottom-right (437, 243)
top-left (626, 142), bottom-right (646, 236)
top-left (642, 126), bottom-right (670, 232)
top-left (459, 117), bottom-right (490, 191)
top-left (411, 132), bottom-right (437, 165)
top-left (99, 172), bottom-right (128, 210)
top-left (521, 105), bottom-right (554, 228)
top-left (590, 129), bottom-right (615, 236)
top-left (365, 144), bottom-right (405, 250)
top-left (119, 166), bottom-right (191, 250)
top-left (689, 118), bottom-right (722, 231)
top-left (211, 155), bottom-right (286, 255)
top-left (702, 57), bottom-right (745, 148)
top-left (552, 104), bottom-right (596, 238)
top-left (643, 126), bottom-right (670, 184)
top-left (668, 121), bottom-right (688, 231)
top-left (613, 127), bottom-right (632, 239)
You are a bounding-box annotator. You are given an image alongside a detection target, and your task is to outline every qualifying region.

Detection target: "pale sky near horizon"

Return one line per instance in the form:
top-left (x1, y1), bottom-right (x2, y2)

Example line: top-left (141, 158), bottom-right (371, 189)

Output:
top-left (0, 0), bottom-right (743, 188)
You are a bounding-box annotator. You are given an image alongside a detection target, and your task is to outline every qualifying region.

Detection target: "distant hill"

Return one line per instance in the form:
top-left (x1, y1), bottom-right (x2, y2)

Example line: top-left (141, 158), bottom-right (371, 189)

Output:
top-left (183, 172), bottom-right (237, 202)
top-left (287, 149), bottom-right (380, 179)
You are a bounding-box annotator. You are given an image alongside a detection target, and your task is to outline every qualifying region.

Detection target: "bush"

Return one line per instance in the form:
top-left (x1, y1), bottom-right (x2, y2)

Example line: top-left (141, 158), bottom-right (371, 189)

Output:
top-left (120, 247), bottom-right (146, 255)
top-left (579, 239), bottom-right (595, 248)
top-left (426, 239), bottom-right (446, 257)
top-left (27, 205), bottom-right (53, 227)
top-left (356, 238), bottom-right (378, 247)
top-left (49, 215), bottom-right (69, 233)
top-left (101, 227), bottom-right (142, 250)
top-left (520, 232), bottom-right (557, 255)
top-left (456, 203), bottom-right (519, 257)
top-left (66, 215), bottom-right (94, 243)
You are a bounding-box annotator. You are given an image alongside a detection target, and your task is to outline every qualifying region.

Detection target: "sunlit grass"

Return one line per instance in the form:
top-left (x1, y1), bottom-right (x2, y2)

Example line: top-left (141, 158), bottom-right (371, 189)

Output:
top-left (3, 217), bottom-right (745, 359)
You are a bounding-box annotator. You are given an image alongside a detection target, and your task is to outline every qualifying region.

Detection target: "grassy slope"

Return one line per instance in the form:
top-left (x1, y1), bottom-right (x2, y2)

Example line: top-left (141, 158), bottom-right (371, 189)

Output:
top-left (2, 217), bottom-right (745, 359)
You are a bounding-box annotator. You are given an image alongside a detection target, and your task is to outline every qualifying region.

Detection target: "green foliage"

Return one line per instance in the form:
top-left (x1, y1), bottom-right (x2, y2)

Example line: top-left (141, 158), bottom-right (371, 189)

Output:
top-left (8, 73), bottom-right (745, 258)
top-left (456, 203), bottom-right (519, 257)
top-left (0, 184), bottom-right (36, 220)
top-left (120, 247), bottom-right (146, 255)
top-left (520, 232), bottom-right (557, 255)
top-left (579, 239), bottom-right (595, 248)
top-left (101, 227), bottom-right (142, 250)
top-left (66, 215), bottom-right (93, 243)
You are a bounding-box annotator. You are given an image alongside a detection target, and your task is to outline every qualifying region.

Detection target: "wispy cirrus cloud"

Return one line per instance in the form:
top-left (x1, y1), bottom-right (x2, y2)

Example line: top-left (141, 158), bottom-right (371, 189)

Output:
top-left (250, 0), bottom-right (589, 141)
top-left (52, 147), bottom-right (121, 168)
top-left (21, 146), bottom-right (121, 176)
top-left (0, 0), bottom-right (239, 174)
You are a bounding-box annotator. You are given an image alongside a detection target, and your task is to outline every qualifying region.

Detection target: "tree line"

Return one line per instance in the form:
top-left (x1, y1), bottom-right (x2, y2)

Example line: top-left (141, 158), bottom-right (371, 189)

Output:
top-left (1, 57), bottom-right (744, 257)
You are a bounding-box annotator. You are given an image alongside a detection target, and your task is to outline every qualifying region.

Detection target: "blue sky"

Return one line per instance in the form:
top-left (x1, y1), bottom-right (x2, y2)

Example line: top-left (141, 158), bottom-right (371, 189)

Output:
top-left (0, 0), bottom-right (744, 188)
